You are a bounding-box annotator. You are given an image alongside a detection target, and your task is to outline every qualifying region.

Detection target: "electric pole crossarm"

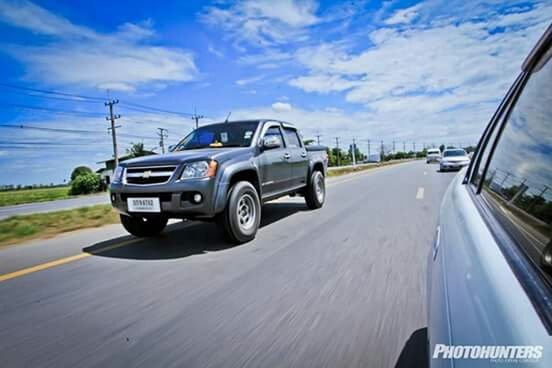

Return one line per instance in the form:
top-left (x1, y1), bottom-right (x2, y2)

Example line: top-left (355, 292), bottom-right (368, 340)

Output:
top-left (105, 99), bottom-right (120, 167)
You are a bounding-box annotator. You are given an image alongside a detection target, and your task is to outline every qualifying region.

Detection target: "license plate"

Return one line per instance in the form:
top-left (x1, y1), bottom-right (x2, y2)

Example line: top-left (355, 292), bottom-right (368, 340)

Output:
top-left (127, 198), bottom-right (161, 213)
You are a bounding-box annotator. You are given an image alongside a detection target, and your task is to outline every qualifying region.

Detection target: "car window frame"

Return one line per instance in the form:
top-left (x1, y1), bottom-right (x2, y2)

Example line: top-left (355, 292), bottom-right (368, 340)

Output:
top-left (261, 123), bottom-right (286, 149)
top-left (282, 127), bottom-right (303, 149)
top-left (465, 74), bottom-right (525, 187)
top-left (465, 34), bottom-right (552, 334)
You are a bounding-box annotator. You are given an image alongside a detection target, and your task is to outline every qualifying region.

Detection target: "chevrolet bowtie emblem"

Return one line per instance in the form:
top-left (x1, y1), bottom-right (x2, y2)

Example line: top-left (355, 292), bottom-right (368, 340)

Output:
top-left (142, 170), bottom-right (152, 178)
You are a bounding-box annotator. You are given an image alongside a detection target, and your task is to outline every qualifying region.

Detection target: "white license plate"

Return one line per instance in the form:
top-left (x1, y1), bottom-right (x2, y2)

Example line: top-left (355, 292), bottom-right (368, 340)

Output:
top-left (127, 198), bottom-right (161, 213)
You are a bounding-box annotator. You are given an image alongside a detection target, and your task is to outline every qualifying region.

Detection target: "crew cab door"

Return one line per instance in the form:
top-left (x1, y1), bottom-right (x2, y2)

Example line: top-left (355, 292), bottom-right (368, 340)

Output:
top-left (258, 124), bottom-right (293, 197)
top-left (282, 126), bottom-right (309, 188)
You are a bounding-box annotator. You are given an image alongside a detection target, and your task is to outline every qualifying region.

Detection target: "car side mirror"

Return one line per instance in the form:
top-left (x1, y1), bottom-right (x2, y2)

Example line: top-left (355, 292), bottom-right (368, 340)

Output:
top-left (262, 135), bottom-right (281, 150)
top-left (168, 145), bottom-right (175, 152)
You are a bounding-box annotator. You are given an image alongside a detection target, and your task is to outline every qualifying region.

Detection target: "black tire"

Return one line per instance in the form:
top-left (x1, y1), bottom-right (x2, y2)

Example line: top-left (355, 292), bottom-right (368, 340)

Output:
top-left (305, 170), bottom-right (325, 209)
top-left (120, 214), bottom-right (168, 237)
top-left (217, 181), bottom-right (261, 244)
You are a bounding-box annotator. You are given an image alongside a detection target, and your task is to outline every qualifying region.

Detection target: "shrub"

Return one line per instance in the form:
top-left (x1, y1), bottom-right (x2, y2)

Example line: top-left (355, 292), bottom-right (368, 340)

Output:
top-left (70, 166), bottom-right (93, 181)
top-left (70, 173), bottom-right (101, 195)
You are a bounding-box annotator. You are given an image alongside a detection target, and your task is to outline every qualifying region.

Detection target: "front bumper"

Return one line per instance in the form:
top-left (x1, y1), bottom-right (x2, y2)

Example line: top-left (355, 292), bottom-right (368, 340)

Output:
top-left (440, 161), bottom-right (469, 171)
top-left (110, 177), bottom-right (218, 218)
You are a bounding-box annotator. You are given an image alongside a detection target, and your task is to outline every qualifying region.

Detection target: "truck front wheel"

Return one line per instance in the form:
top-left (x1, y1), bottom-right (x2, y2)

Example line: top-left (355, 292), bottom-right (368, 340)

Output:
top-left (305, 170), bottom-right (325, 209)
top-left (218, 181), bottom-right (261, 244)
top-left (120, 214), bottom-right (168, 237)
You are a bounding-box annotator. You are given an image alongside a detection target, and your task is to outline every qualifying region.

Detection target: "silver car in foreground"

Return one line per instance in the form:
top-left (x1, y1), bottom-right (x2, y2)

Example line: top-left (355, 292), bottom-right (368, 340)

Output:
top-left (439, 148), bottom-right (470, 171)
top-left (428, 24), bottom-right (552, 367)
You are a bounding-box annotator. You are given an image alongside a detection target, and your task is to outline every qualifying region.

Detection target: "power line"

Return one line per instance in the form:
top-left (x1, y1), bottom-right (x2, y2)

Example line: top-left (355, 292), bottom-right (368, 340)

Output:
top-left (0, 83), bottom-right (104, 101)
top-left (0, 124), bottom-right (155, 140)
top-left (0, 102), bottom-right (105, 117)
top-left (119, 101), bottom-right (194, 117)
top-left (0, 89), bottom-right (104, 104)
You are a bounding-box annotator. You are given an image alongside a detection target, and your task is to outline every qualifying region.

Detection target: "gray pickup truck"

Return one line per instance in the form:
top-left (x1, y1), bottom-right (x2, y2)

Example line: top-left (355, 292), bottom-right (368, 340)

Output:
top-left (110, 119), bottom-right (328, 243)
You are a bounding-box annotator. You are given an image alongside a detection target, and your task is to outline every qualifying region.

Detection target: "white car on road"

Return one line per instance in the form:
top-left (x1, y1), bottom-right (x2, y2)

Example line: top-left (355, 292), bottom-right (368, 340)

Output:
top-left (439, 149), bottom-right (470, 171)
top-left (426, 148), bottom-right (442, 163)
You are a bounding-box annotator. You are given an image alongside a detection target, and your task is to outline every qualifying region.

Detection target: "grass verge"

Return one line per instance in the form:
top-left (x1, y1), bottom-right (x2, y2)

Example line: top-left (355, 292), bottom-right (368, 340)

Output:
top-left (0, 205), bottom-right (119, 248)
top-left (0, 186), bottom-right (73, 207)
top-left (327, 159), bottom-right (416, 177)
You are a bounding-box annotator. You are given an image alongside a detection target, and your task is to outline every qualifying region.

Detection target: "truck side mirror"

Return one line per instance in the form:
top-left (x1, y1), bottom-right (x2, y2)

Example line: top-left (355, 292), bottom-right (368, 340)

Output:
top-left (262, 135), bottom-right (281, 150)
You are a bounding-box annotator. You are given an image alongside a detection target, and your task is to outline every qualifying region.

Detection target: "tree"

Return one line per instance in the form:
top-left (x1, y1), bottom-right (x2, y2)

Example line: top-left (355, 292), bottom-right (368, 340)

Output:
top-left (348, 144), bottom-right (365, 162)
top-left (439, 144), bottom-right (445, 153)
top-left (303, 139), bottom-right (315, 146)
top-left (127, 142), bottom-right (149, 158)
top-left (70, 166), bottom-right (93, 181)
top-left (70, 173), bottom-right (100, 195)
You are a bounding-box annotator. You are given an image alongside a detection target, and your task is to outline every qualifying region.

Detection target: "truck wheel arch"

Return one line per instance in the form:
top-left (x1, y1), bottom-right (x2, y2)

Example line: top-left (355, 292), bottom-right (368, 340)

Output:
top-left (214, 168), bottom-right (261, 213)
top-left (228, 169), bottom-right (261, 197)
top-left (310, 162), bottom-right (325, 179)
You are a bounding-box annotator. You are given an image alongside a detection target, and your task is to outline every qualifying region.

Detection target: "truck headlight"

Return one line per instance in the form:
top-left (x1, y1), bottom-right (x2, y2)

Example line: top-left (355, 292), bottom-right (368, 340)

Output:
top-left (112, 166), bottom-right (125, 184)
top-left (180, 160), bottom-right (217, 180)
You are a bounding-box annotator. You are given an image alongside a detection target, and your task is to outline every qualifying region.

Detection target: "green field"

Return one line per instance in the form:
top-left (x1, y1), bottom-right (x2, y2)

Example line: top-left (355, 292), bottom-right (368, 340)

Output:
top-left (0, 205), bottom-right (119, 247)
top-left (0, 186), bottom-right (73, 207)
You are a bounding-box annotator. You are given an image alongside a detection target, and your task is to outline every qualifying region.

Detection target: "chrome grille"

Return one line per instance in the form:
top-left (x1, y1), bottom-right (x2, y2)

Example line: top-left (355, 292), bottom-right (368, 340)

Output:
top-left (125, 165), bottom-right (176, 185)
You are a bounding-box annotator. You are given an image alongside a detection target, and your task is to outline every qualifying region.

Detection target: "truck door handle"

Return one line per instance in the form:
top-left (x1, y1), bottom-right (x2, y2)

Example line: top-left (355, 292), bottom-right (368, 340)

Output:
top-left (283, 153), bottom-right (291, 160)
top-left (300, 151), bottom-right (307, 158)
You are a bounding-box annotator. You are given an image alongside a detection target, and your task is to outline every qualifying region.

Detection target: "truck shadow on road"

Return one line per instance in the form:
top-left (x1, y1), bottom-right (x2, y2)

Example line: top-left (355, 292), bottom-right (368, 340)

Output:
top-left (394, 327), bottom-right (428, 368)
top-left (83, 202), bottom-right (306, 260)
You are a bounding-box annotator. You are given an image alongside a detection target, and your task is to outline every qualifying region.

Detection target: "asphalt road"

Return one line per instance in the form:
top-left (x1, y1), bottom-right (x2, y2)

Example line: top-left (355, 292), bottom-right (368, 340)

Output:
top-left (0, 192), bottom-right (110, 220)
top-left (0, 161), bottom-right (457, 368)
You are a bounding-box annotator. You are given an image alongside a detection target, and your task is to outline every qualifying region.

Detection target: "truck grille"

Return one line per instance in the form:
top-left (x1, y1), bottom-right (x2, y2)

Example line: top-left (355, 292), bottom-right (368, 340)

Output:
top-left (125, 166), bottom-right (176, 185)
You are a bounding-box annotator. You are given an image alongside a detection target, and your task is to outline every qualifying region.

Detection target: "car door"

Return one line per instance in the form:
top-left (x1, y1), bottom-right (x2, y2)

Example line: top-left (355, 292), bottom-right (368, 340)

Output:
top-left (282, 126), bottom-right (309, 188)
top-left (258, 124), bottom-right (293, 197)
top-left (429, 32), bottom-right (552, 367)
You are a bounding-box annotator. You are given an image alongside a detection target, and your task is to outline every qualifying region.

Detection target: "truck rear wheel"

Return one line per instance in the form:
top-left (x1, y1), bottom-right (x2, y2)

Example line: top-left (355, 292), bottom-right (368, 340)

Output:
top-left (305, 170), bottom-right (325, 209)
top-left (120, 214), bottom-right (168, 237)
top-left (218, 181), bottom-right (261, 244)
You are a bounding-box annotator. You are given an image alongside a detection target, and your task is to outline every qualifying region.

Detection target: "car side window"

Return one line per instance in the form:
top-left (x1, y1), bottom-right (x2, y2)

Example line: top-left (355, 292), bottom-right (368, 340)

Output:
top-left (264, 126), bottom-right (285, 148)
top-left (480, 46), bottom-right (552, 286)
top-left (283, 128), bottom-right (302, 148)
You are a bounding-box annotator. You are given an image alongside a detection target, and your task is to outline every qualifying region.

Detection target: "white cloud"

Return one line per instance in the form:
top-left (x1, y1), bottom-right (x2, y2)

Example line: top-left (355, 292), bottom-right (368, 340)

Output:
top-left (0, 0), bottom-right (198, 92)
top-left (235, 75), bottom-right (265, 86)
top-left (200, 0), bottom-right (319, 47)
top-left (384, 4), bottom-right (422, 25)
top-left (289, 74), bottom-right (360, 93)
top-left (207, 43), bottom-right (224, 58)
top-left (289, 2), bottom-right (551, 119)
top-left (271, 102), bottom-right (293, 112)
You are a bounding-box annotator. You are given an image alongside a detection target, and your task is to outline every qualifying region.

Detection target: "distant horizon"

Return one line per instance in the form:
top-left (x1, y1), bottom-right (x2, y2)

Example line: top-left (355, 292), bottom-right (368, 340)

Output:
top-left (0, 0), bottom-right (549, 185)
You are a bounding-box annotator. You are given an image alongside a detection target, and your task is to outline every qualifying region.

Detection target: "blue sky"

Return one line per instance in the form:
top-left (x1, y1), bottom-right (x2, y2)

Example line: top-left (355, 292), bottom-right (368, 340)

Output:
top-left (0, 0), bottom-right (550, 185)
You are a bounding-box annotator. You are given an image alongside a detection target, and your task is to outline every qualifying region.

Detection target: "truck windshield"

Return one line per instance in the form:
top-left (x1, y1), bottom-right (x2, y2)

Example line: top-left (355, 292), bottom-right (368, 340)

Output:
top-left (173, 121), bottom-right (259, 151)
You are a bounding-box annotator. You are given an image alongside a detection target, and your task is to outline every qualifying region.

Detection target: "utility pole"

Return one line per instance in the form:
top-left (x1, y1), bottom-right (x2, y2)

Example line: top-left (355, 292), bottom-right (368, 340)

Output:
top-left (335, 137), bottom-right (340, 166)
top-left (351, 138), bottom-right (357, 167)
top-left (403, 141), bottom-right (406, 152)
top-left (366, 139), bottom-right (371, 160)
top-left (380, 140), bottom-right (384, 160)
top-left (315, 133), bottom-right (322, 145)
top-left (413, 141), bottom-right (416, 152)
top-left (105, 99), bottom-right (121, 167)
top-left (157, 128), bottom-right (168, 154)
top-left (191, 107), bottom-right (205, 130)
top-left (392, 140), bottom-right (395, 154)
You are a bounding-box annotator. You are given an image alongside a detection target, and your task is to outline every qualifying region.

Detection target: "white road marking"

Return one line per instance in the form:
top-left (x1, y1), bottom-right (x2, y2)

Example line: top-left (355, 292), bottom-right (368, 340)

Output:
top-left (423, 171), bottom-right (427, 175)
top-left (416, 187), bottom-right (425, 200)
